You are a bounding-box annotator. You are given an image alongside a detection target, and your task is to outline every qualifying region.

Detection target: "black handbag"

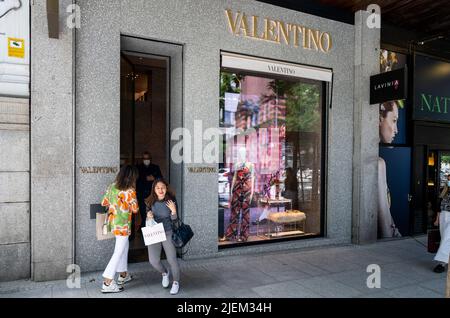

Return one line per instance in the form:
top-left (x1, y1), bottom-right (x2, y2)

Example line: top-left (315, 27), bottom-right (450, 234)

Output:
top-left (172, 219), bottom-right (194, 248)
top-left (428, 228), bottom-right (441, 253)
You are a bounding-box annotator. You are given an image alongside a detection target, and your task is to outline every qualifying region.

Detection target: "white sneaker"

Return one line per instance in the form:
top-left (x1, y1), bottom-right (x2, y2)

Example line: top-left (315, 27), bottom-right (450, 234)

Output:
top-left (117, 273), bottom-right (133, 285)
top-left (170, 281), bottom-right (179, 295)
top-left (101, 280), bottom-right (124, 293)
top-left (162, 271), bottom-right (170, 288)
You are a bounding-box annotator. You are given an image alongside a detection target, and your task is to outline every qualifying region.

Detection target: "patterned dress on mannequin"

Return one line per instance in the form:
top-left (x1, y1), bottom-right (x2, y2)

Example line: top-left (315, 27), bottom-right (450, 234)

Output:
top-left (225, 164), bottom-right (253, 241)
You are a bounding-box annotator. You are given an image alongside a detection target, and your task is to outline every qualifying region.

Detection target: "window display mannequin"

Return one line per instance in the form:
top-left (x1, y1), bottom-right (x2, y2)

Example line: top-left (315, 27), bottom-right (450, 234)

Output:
top-left (221, 147), bottom-right (255, 242)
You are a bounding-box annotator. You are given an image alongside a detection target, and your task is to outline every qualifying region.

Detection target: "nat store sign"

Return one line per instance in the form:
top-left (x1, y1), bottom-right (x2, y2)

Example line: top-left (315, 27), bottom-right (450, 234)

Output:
top-left (370, 68), bottom-right (407, 104)
top-left (413, 55), bottom-right (450, 123)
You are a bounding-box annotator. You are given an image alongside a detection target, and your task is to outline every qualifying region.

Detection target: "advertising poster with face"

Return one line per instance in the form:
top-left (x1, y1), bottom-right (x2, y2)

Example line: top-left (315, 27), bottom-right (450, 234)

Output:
top-left (379, 50), bottom-right (407, 144)
top-left (378, 49), bottom-right (410, 238)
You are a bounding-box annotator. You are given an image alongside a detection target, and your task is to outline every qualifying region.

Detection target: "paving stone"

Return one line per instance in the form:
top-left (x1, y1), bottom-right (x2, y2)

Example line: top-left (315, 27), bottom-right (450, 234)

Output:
top-left (386, 285), bottom-right (443, 298)
top-left (252, 281), bottom-right (322, 298)
top-left (294, 276), bottom-right (363, 298)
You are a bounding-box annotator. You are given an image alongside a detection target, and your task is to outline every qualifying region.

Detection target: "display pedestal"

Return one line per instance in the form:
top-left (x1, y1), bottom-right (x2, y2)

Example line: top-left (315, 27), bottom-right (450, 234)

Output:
top-left (267, 230), bottom-right (304, 238)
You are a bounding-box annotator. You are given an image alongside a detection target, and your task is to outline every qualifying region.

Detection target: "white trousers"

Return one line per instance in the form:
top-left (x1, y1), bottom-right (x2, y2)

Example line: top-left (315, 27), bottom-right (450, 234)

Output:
top-left (103, 235), bottom-right (129, 280)
top-left (434, 211), bottom-right (450, 264)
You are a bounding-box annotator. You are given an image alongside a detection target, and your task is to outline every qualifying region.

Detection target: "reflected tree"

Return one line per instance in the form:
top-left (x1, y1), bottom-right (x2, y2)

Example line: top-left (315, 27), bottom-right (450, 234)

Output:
top-left (261, 80), bottom-right (321, 213)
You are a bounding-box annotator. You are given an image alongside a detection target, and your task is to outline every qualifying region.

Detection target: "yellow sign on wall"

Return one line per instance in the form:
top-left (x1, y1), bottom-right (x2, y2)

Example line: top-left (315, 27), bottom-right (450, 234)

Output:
top-left (8, 38), bottom-right (25, 58)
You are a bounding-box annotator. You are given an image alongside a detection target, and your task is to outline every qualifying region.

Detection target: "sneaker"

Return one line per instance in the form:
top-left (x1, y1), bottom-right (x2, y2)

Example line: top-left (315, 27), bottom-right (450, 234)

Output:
top-left (170, 281), bottom-right (179, 295)
top-left (433, 264), bottom-right (446, 273)
top-left (101, 280), bottom-right (124, 293)
top-left (162, 271), bottom-right (170, 288)
top-left (117, 273), bottom-right (133, 285)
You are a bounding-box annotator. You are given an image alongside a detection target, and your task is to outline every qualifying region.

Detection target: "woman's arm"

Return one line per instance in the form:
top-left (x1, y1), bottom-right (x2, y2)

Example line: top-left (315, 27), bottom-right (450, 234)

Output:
top-left (129, 190), bottom-right (139, 214)
top-left (250, 163), bottom-right (255, 203)
top-left (229, 169), bottom-right (237, 204)
top-left (146, 201), bottom-right (154, 219)
top-left (439, 185), bottom-right (448, 199)
top-left (166, 200), bottom-right (178, 220)
top-left (378, 158), bottom-right (393, 238)
top-left (434, 212), bottom-right (440, 226)
top-left (101, 184), bottom-right (112, 207)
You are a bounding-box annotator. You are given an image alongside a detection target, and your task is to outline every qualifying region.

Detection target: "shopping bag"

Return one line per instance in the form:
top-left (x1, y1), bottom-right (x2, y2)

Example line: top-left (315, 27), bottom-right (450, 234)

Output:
top-left (427, 228), bottom-right (441, 253)
top-left (141, 220), bottom-right (167, 246)
top-left (96, 213), bottom-right (114, 240)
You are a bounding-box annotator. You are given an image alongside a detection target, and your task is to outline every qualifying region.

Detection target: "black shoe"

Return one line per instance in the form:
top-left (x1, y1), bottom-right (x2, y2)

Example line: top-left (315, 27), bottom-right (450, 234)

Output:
top-left (433, 264), bottom-right (446, 273)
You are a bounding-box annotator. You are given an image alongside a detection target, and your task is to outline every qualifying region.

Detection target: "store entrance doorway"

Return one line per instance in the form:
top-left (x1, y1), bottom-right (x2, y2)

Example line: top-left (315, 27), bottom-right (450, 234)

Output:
top-left (425, 150), bottom-right (450, 232)
top-left (120, 52), bottom-right (169, 261)
top-left (120, 36), bottom-right (183, 262)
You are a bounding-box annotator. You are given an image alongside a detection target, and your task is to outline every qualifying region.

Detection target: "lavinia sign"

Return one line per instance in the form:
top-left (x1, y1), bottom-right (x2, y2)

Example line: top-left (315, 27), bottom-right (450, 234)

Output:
top-left (224, 9), bottom-right (332, 53)
top-left (370, 68), bottom-right (407, 104)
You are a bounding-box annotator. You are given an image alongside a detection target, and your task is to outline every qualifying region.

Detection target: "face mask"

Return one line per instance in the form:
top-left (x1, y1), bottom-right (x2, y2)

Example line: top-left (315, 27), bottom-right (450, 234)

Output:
top-left (143, 160), bottom-right (151, 166)
top-left (447, 181), bottom-right (450, 187)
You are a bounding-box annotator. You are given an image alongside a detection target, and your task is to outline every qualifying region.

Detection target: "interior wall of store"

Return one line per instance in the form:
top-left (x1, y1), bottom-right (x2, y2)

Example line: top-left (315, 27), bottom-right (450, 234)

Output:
top-left (73, 0), bottom-right (356, 273)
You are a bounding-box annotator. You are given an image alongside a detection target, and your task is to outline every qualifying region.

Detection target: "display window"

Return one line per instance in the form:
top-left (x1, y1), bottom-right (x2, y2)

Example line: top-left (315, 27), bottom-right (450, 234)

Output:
top-left (218, 52), bottom-right (330, 246)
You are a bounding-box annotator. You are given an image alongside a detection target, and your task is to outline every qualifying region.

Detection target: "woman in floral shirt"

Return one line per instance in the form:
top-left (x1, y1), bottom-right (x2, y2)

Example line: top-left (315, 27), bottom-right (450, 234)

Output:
top-left (100, 164), bottom-right (139, 293)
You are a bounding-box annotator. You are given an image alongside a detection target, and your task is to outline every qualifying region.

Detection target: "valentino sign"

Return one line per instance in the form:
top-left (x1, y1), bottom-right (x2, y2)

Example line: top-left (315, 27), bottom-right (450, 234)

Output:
top-left (224, 9), bottom-right (332, 53)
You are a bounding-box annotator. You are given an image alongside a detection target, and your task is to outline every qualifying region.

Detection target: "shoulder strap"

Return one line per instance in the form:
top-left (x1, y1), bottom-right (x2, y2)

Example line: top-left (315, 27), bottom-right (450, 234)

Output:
top-left (176, 241), bottom-right (191, 256)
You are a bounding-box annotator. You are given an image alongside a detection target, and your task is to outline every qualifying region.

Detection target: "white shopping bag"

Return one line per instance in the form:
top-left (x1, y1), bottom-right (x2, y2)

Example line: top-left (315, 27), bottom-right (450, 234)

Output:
top-left (141, 219), bottom-right (167, 246)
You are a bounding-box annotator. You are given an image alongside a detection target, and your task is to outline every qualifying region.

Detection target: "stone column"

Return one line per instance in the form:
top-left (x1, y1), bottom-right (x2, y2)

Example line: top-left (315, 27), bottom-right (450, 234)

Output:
top-left (352, 10), bottom-right (380, 244)
top-left (30, 0), bottom-right (74, 281)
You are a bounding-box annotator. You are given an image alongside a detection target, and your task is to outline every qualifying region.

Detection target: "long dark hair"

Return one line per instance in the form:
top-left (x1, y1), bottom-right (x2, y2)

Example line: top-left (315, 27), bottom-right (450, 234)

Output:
top-left (115, 164), bottom-right (139, 191)
top-left (145, 178), bottom-right (176, 208)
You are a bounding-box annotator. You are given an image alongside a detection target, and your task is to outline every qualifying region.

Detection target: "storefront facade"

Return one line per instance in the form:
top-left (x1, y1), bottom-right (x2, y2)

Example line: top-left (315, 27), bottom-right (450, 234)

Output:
top-left (377, 47), bottom-right (450, 241)
top-left (2, 0), bottom-right (382, 282)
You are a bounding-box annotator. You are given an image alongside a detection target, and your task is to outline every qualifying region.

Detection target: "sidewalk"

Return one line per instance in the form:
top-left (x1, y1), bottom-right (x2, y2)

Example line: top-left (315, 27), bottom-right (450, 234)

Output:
top-left (0, 236), bottom-right (447, 298)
